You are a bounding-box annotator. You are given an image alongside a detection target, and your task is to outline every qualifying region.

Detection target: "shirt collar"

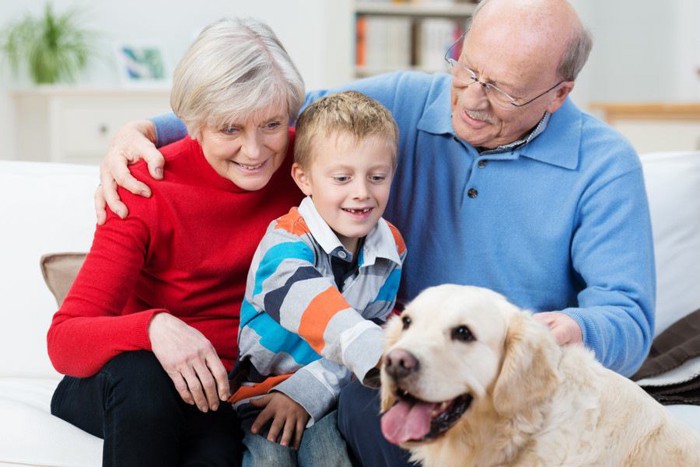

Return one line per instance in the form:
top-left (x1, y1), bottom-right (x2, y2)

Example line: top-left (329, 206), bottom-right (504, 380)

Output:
top-left (416, 75), bottom-right (581, 170)
top-left (297, 196), bottom-right (402, 267)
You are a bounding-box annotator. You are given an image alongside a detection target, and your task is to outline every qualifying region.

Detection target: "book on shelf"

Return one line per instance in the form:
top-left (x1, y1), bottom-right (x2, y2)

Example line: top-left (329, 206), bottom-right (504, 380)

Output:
top-left (416, 18), bottom-right (464, 71)
top-left (356, 16), bottom-right (412, 73)
top-left (356, 16), bottom-right (465, 75)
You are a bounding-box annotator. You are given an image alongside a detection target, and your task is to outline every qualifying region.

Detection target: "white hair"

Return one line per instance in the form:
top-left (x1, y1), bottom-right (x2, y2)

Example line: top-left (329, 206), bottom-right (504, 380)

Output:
top-left (170, 17), bottom-right (305, 140)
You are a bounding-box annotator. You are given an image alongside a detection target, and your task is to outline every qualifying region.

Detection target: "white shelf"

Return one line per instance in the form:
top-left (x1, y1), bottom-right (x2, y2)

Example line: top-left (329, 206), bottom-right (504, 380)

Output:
top-left (355, 2), bottom-right (476, 19)
top-left (355, 64), bottom-right (449, 77)
top-left (12, 86), bottom-right (172, 164)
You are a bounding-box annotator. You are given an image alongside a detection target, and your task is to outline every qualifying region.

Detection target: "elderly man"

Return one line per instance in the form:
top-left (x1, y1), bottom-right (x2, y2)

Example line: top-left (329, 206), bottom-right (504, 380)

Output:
top-left (98, 0), bottom-right (654, 464)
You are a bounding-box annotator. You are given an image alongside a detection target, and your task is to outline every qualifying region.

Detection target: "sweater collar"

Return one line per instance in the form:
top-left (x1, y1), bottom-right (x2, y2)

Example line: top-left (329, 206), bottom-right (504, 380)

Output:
top-left (416, 75), bottom-right (581, 170)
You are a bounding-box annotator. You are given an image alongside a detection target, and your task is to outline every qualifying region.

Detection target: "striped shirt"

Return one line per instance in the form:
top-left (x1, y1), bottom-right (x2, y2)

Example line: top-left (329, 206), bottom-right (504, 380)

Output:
top-left (233, 196), bottom-right (406, 422)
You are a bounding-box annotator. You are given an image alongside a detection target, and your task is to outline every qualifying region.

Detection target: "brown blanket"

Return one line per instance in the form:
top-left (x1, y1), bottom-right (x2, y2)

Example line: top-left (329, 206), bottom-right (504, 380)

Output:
top-left (632, 308), bottom-right (700, 405)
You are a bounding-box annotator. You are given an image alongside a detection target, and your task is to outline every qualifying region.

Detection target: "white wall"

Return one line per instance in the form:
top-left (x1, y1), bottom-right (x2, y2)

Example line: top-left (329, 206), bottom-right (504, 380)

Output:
top-left (571, 0), bottom-right (700, 109)
top-left (0, 0), bottom-right (353, 160)
top-left (2, 1), bottom-right (698, 160)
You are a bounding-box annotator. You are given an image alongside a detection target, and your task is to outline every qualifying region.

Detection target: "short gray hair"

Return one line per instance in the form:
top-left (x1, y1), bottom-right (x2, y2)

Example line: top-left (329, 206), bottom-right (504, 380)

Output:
top-left (557, 21), bottom-right (592, 81)
top-left (171, 17), bottom-right (305, 140)
top-left (468, 0), bottom-right (592, 81)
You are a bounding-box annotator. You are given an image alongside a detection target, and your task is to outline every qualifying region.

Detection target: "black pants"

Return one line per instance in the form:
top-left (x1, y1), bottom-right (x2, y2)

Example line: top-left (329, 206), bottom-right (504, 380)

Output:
top-left (337, 379), bottom-right (416, 467)
top-left (51, 351), bottom-right (243, 467)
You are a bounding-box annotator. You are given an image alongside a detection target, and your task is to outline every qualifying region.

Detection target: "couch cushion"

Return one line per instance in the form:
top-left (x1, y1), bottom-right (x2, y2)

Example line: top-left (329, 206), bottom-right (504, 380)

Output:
top-left (41, 253), bottom-right (87, 306)
top-left (0, 161), bottom-right (98, 379)
top-left (640, 152), bottom-right (700, 337)
top-left (0, 377), bottom-right (102, 466)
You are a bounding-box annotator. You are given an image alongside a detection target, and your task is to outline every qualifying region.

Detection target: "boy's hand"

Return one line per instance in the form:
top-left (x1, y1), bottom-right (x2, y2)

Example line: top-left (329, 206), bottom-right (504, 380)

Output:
top-left (249, 392), bottom-right (310, 449)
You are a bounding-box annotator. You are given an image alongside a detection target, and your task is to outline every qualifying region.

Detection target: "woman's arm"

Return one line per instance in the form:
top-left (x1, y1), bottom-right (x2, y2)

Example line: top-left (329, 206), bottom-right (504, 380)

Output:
top-left (47, 205), bottom-right (156, 376)
top-left (49, 191), bottom-right (230, 411)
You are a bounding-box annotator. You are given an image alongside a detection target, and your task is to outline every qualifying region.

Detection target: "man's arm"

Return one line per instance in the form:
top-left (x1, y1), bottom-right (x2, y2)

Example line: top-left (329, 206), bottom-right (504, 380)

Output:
top-left (96, 119), bottom-right (162, 223)
top-left (561, 166), bottom-right (655, 376)
top-left (95, 114), bottom-right (187, 223)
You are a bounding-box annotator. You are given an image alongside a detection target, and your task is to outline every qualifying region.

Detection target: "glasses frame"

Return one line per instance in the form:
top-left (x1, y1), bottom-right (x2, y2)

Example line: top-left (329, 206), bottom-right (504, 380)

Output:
top-left (444, 34), bottom-right (564, 109)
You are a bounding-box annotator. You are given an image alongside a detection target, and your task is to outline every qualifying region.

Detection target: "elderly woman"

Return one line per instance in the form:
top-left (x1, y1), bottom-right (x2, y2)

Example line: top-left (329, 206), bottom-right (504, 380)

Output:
top-left (47, 18), bottom-right (349, 466)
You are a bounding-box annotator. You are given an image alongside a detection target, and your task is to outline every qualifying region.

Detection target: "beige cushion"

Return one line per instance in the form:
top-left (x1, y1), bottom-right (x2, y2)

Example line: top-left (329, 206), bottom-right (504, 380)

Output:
top-left (40, 253), bottom-right (86, 306)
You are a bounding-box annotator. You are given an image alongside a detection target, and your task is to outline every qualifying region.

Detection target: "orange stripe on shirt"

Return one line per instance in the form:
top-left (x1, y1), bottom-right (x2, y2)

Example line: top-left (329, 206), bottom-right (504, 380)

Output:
top-left (386, 221), bottom-right (407, 255)
top-left (228, 374), bottom-right (292, 403)
top-left (274, 207), bottom-right (311, 236)
top-left (298, 286), bottom-right (351, 353)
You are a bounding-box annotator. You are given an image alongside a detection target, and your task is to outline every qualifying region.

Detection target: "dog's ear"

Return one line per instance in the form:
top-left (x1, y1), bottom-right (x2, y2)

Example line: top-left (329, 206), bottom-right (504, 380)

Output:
top-left (492, 311), bottom-right (560, 415)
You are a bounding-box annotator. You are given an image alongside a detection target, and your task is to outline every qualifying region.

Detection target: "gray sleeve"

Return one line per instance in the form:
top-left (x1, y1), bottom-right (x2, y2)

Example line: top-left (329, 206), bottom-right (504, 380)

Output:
top-left (274, 358), bottom-right (351, 424)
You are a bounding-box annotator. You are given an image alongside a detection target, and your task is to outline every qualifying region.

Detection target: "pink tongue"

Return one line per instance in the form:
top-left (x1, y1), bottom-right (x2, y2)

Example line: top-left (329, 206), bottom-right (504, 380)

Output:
top-left (381, 399), bottom-right (437, 445)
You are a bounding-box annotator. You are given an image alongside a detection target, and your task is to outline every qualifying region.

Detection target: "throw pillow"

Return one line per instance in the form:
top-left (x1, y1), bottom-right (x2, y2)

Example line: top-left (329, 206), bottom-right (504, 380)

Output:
top-left (40, 253), bottom-right (86, 306)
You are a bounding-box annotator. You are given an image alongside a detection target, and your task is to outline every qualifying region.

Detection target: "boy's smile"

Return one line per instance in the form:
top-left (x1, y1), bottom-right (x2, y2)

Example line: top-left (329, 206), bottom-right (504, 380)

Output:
top-left (292, 131), bottom-right (395, 255)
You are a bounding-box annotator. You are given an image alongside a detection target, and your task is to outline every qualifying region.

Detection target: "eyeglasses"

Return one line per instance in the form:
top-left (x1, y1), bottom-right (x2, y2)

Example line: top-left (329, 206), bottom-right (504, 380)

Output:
top-left (444, 35), bottom-right (563, 110)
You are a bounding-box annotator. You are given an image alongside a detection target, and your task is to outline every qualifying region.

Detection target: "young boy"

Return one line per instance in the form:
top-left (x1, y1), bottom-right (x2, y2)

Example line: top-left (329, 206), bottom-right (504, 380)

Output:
top-left (230, 91), bottom-right (406, 465)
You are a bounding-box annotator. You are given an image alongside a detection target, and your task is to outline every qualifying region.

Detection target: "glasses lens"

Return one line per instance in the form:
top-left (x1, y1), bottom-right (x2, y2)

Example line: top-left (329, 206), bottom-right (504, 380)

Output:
top-left (447, 60), bottom-right (475, 86)
top-left (486, 86), bottom-right (517, 109)
top-left (446, 58), bottom-right (520, 110)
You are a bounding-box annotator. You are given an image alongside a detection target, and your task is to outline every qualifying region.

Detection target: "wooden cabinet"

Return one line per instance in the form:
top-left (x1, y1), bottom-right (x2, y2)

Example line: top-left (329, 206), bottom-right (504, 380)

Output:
top-left (354, 1), bottom-right (476, 78)
top-left (12, 86), bottom-right (171, 165)
top-left (590, 102), bottom-right (700, 154)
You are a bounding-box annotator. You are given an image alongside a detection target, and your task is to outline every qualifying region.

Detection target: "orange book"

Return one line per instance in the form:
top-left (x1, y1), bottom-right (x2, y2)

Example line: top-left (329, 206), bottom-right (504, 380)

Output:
top-left (356, 15), bottom-right (366, 67)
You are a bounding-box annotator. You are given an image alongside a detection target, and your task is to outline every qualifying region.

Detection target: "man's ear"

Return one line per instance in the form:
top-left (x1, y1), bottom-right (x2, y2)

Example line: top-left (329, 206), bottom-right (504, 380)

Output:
top-left (291, 162), bottom-right (312, 196)
top-left (545, 80), bottom-right (574, 114)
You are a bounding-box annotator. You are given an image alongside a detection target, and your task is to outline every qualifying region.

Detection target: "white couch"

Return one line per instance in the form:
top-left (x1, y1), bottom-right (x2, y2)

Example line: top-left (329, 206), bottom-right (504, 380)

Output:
top-left (1, 154), bottom-right (700, 466)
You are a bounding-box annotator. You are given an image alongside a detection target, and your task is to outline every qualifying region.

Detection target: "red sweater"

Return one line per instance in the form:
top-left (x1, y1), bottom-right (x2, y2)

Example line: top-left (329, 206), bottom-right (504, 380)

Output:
top-left (47, 133), bottom-right (303, 377)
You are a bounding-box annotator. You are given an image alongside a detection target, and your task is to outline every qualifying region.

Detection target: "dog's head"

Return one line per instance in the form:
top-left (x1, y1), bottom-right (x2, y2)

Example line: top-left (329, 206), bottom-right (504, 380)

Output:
top-left (380, 284), bottom-right (560, 447)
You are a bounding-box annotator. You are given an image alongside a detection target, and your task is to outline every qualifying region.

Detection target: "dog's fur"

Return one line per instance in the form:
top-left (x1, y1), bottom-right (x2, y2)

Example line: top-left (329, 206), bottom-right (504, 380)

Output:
top-left (380, 285), bottom-right (700, 467)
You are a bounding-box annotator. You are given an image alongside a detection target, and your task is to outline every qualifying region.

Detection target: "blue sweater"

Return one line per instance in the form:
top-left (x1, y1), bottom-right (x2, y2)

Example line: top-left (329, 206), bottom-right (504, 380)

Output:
top-left (153, 71), bottom-right (655, 376)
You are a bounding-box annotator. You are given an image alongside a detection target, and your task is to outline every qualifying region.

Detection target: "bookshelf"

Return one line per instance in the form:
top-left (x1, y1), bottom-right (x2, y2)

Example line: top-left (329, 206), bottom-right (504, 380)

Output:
top-left (354, 1), bottom-right (477, 78)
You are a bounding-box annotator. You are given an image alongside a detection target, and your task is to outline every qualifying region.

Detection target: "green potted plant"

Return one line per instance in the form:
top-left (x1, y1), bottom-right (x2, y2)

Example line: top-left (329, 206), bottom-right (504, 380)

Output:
top-left (0, 3), bottom-right (96, 84)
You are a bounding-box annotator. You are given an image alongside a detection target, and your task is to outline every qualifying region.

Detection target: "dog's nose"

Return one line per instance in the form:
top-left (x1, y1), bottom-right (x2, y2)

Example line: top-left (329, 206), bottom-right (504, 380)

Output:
top-left (384, 349), bottom-right (420, 380)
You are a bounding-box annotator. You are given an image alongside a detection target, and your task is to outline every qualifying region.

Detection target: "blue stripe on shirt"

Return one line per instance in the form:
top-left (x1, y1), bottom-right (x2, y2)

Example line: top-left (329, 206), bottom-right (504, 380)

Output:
top-left (241, 299), bottom-right (320, 365)
top-left (374, 268), bottom-right (402, 303)
top-left (253, 241), bottom-right (315, 297)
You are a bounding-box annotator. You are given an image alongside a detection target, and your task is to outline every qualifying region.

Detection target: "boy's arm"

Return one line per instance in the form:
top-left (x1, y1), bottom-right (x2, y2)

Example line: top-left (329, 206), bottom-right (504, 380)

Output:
top-left (274, 358), bottom-right (351, 424)
top-left (249, 227), bottom-right (384, 383)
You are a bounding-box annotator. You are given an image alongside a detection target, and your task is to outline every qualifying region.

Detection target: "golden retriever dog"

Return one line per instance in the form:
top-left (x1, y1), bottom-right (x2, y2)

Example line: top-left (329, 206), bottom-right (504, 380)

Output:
top-left (380, 284), bottom-right (700, 466)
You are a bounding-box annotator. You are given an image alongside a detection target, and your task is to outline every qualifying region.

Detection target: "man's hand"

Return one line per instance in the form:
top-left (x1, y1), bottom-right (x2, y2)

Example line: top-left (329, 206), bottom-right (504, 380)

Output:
top-left (95, 119), bottom-right (165, 224)
top-left (148, 313), bottom-right (230, 412)
top-left (532, 311), bottom-right (583, 346)
top-left (249, 392), bottom-right (310, 449)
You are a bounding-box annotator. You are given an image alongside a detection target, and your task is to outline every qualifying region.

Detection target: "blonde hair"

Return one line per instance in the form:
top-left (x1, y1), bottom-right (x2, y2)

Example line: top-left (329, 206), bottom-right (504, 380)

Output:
top-left (170, 17), bottom-right (305, 140)
top-left (294, 91), bottom-right (398, 169)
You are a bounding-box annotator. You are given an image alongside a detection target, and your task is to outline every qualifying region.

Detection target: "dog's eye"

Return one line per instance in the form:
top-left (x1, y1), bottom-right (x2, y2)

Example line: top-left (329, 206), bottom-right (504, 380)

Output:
top-left (451, 325), bottom-right (475, 342)
top-left (401, 315), bottom-right (412, 330)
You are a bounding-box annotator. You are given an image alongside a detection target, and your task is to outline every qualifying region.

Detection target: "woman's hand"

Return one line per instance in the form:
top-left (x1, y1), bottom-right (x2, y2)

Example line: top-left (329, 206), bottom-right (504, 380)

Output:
top-left (148, 313), bottom-right (231, 412)
top-left (250, 392), bottom-right (310, 449)
top-left (95, 119), bottom-right (166, 224)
